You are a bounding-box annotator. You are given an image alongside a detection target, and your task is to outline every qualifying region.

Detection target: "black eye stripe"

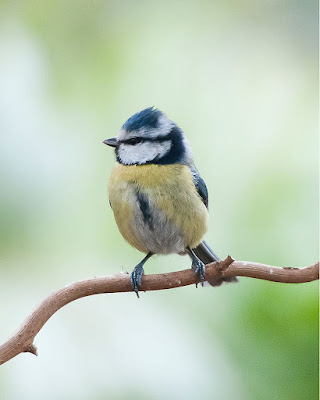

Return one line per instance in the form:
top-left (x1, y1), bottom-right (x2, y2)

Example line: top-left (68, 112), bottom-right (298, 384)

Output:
top-left (119, 134), bottom-right (172, 145)
top-left (127, 137), bottom-right (142, 145)
top-left (115, 125), bottom-right (185, 165)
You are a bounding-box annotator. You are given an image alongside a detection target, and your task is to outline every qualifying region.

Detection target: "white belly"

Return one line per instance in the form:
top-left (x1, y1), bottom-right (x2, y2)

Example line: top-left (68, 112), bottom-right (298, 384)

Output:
top-left (131, 200), bottom-right (186, 254)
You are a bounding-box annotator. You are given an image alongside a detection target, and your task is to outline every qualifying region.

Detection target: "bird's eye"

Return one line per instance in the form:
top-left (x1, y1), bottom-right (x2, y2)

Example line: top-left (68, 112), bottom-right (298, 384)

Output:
top-left (128, 137), bottom-right (142, 145)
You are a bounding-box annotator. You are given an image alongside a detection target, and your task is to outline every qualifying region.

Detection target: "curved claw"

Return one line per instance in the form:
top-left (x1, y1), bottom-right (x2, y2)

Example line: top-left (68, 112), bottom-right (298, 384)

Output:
top-left (129, 252), bottom-right (153, 298)
top-left (186, 246), bottom-right (206, 285)
top-left (192, 258), bottom-right (206, 282)
top-left (130, 264), bottom-right (145, 298)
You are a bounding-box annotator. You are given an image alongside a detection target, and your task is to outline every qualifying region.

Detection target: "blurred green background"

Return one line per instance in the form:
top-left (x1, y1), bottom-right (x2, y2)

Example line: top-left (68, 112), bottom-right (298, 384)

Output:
top-left (0, 1), bottom-right (318, 399)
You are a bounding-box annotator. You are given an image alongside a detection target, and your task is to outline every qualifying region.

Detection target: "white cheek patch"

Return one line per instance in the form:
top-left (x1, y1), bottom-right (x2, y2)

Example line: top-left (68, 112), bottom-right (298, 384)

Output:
top-left (118, 140), bottom-right (172, 165)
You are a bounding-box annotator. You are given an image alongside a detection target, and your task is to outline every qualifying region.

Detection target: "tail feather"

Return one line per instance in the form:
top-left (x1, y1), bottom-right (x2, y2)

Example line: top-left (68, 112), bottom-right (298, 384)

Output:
top-left (193, 241), bottom-right (238, 286)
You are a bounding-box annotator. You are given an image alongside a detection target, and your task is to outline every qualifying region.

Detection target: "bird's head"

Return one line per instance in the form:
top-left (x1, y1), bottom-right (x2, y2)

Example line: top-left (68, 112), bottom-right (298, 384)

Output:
top-left (103, 107), bottom-right (192, 166)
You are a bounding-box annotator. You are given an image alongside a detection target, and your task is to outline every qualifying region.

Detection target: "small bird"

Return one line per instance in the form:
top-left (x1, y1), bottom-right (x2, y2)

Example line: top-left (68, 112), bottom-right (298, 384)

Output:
top-left (104, 107), bottom-right (236, 296)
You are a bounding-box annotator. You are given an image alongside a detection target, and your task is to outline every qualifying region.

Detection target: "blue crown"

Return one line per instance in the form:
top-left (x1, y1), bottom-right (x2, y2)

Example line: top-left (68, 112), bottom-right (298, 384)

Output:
top-left (122, 107), bottom-right (162, 132)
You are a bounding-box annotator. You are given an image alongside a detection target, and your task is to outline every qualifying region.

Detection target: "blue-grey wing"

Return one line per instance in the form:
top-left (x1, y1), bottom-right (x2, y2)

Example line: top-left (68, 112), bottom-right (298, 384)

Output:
top-left (190, 167), bottom-right (238, 285)
top-left (191, 168), bottom-right (208, 209)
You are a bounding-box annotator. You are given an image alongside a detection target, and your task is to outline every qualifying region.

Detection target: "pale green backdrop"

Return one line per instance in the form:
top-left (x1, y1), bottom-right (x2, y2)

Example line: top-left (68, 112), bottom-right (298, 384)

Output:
top-left (0, 1), bottom-right (318, 399)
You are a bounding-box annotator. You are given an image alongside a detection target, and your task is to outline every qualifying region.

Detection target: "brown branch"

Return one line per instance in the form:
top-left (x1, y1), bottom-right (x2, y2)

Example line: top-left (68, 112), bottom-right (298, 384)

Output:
top-left (0, 257), bottom-right (318, 366)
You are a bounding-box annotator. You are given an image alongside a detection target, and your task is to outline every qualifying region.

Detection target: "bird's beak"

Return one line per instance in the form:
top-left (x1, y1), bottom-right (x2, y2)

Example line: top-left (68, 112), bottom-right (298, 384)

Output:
top-left (103, 137), bottom-right (118, 147)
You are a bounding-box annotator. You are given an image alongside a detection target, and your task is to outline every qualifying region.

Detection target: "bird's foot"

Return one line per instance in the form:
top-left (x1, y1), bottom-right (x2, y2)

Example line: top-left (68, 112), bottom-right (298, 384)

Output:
top-left (192, 258), bottom-right (206, 283)
top-left (130, 263), bottom-right (145, 298)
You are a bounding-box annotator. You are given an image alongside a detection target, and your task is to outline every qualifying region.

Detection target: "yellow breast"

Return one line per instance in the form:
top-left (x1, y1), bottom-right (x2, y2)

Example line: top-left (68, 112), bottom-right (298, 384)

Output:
top-left (108, 163), bottom-right (208, 253)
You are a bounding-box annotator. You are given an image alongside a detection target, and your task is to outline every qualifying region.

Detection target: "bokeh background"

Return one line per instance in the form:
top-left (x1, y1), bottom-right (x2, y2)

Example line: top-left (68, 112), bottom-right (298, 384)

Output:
top-left (0, 1), bottom-right (318, 399)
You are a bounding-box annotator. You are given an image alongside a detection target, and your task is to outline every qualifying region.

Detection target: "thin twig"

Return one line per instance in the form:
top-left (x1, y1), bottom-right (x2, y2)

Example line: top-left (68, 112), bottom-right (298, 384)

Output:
top-left (0, 258), bottom-right (318, 366)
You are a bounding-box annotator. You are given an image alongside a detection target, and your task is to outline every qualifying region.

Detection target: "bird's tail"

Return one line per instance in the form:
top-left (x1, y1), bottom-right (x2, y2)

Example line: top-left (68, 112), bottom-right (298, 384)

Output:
top-left (193, 241), bottom-right (238, 286)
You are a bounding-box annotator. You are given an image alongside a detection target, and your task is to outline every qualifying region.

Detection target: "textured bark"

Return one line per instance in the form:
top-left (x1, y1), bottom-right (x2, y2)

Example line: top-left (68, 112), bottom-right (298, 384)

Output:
top-left (0, 257), bottom-right (318, 365)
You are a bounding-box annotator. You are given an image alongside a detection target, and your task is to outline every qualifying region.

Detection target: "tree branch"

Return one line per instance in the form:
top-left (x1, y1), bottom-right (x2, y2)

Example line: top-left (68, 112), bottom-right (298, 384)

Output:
top-left (0, 257), bottom-right (318, 365)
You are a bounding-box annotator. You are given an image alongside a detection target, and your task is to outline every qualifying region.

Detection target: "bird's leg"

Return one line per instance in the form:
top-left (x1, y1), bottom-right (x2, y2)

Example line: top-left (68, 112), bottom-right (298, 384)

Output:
top-left (130, 252), bottom-right (153, 298)
top-left (186, 247), bottom-right (206, 283)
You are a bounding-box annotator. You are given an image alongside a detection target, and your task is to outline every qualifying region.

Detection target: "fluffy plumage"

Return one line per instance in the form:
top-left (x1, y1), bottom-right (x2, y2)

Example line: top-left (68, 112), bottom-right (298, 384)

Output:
top-left (104, 107), bottom-right (236, 295)
top-left (108, 163), bottom-right (208, 254)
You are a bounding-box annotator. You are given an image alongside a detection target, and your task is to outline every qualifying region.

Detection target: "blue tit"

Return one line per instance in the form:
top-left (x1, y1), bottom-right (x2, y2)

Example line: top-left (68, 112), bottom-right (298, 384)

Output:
top-left (104, 107), bottom-right (237, 296)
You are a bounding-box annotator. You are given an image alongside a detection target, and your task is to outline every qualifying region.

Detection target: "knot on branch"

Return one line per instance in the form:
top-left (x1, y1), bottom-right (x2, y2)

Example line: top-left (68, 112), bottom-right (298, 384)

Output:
top-left (215, 255), bottom-right (235, 275)
top-left (204, 255), bottom-right (235, 284)
top-left (23, 344), bottom-right (38, 356)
